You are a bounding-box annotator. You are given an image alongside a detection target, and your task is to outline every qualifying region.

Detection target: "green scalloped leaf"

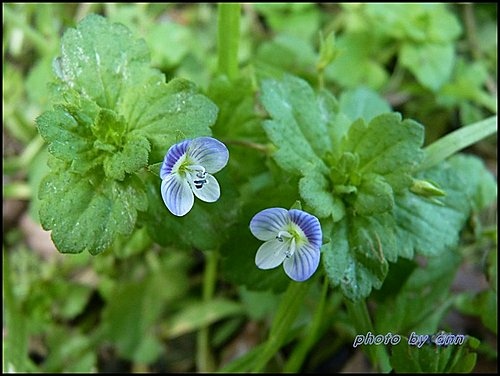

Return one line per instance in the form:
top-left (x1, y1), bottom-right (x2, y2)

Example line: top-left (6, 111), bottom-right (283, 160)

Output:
top-left (259, 75), bottom-right (331, 175)
top-left (39, 167), bottom-right (147, 254)
top-left (322, 212), bottom-right (397, 301)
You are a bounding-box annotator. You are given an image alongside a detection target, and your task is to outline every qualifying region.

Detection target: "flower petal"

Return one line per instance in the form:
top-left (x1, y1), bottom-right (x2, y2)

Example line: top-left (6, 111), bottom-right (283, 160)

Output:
top-left (289, 209), bottom-right (322, 248)
top-left (250, 208), bottom-right (290, 241)
top-left (255, 239), bottom-right (289, 270)
top-left (160, 139), bottom-right (191, 179)
top-left (187, 137), bottom-right (229, 174)
top-left (190, 173), bottom-right (220, 203)
top-left (161, 174), bottom-right (194, 216)
top-left (283, 243), bottom-right (320, 281)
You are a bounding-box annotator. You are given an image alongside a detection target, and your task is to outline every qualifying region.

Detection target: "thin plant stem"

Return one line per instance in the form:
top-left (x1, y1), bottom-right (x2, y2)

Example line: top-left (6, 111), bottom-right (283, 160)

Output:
top-left (463, 4), bottom-right (497, 96)
top-left (345, 299), bottom-right (392, 372)
top-left (196, 250), bottom-right (219, 372)
top-left (224, 139), bottom-right (272, 154)
top-left (217, 3), bottom-right (241, 80)
top-left (252, 281), bottom-right (310, 372)
top-left (283, 276), bottom-right (331, 372)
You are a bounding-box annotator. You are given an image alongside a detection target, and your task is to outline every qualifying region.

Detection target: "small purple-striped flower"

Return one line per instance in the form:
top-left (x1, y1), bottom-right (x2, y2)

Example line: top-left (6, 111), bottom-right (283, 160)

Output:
top-left (250, 208), bottom-right (322, 282)
top-left (160, 137), bottom-right (229, 216)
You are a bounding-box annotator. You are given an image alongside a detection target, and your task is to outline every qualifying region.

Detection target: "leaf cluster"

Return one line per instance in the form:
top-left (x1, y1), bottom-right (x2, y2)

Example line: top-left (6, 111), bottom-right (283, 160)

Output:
top-left (36, 15), bottom-right (217, 254)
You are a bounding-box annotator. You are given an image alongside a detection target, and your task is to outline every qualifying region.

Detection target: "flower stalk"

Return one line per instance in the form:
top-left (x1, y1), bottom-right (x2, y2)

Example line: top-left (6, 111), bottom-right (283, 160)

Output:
top-left (252, 280), bottom-right (311, 372)
top-left (345, 299), bottom-right (391, 372)
top-left (217, 3), bottom-right (241, 80)
top-left (196, 249), bottom-right (219, 372)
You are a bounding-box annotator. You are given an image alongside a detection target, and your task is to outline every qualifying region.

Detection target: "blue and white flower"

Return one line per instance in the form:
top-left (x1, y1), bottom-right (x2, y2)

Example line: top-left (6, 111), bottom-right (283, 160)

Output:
top-left (160, 137), bottom-right (229, 216)
top-left (250, 208), bottom-right (322, 282)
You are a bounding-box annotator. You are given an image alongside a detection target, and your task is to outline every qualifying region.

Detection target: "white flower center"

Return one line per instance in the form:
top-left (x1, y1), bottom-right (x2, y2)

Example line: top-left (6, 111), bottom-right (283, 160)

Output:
top-left (275, 221), bottom-right (309, 259)
top-left (276, 230), bottom-right (292, 242)
top-left (173, 156), bottom-right (209, 190)
top-left (276, 230), bottom-right (297, 258)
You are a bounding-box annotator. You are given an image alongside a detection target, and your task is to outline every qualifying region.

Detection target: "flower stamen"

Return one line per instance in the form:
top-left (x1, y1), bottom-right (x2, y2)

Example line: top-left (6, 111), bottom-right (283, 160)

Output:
top-left (276, 230), bottom-right (293, 242)
top-left (188, 164), bottom-right (206, 175)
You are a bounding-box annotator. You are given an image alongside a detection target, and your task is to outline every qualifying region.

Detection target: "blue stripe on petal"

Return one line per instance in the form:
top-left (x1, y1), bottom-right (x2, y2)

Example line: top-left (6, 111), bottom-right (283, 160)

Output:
top-left (255, 239), bottom-right (289, 270)
top-left (250, 208), bottom-right (289, 241)
top-left (161, 174), bottom-right (194, 216)
top-left (289, 209), bottom-right (322, 248)
top-left (187, 137), bottom-right (229, 174)
top-left (160, 139), bottom-right (191, 179)
top-left (283, 243), bottom-right (320, 281)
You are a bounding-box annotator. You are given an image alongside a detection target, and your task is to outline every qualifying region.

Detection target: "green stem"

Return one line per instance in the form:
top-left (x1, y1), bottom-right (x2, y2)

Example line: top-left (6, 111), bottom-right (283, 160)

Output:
top-left (224, 139), bottom-right (272, 154)
top-left (3, 248), bottom-right (31, 371)
top-left (463, 4), bottom-right (481, 61)
top-left (3, 136), bottom-right (45, 174)
top-left (75, 3), bottom-right (102, 22)
top-left (3, 183), bottom-right (31, 200)
top-left (196, 250), bottom-right (219, 372)
top-left (217, 3), bottom-right (241, 80)
top-left (283, 276), bottom-right (330, 372)
top-left (345, 299), bottom-right (391, 373)
top-left (318, 71), bottom-right (325, 91)
top-left (252, 280), bottom-right (310, 372)
top-left (417, 116), bottom-right (497, 172)
top-left (462, 0), bottom-right (497, 100)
